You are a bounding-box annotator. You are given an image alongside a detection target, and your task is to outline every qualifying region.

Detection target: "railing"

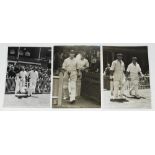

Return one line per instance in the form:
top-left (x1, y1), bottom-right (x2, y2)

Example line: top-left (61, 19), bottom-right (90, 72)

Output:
top-left (5, 78), bottom-right (51, 94)
top-left (104, 75), bottom-right (150, 90)
top-left (138, 76), bottom-right (150, 89)
top-left (81, 72), bottom-right (101, 103)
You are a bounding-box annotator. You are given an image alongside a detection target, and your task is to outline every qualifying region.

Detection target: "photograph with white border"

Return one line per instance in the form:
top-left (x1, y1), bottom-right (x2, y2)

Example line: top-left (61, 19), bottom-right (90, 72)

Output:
top-left (52, 45), bottom-right (101, 108)
top-left (3, 45), bottom-right (52, 108)
top-left (103, 45), bottom-right (151, 109)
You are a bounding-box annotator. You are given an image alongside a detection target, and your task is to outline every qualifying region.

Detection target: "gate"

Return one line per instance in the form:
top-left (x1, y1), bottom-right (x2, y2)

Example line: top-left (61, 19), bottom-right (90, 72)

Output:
top-left (52, 72), bottom-right (63, 106)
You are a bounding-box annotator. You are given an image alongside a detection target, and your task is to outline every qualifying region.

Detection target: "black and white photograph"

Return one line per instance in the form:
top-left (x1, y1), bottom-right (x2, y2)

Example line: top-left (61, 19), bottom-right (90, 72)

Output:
top-left (3, 46), bottom-right (51, 108)
top-left (103, 45), bottom-right (151, 109)
top-left (52, 45), bottom-right (101, 108)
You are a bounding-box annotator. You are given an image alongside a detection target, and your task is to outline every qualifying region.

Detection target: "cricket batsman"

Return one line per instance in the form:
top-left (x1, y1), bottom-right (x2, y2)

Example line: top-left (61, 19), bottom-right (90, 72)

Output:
top-left (62, 50), bottom-right (79, 104)
top-left (28, 67), bottom-right (39, 96)
top-left (76, 51), bottom-right (89, 97)
top-left (126, 57), bottom-right (144, 98)
top-left (19, 66), bottom-right (27, 93)
top-left (110, 53), bottom-right (126, 99)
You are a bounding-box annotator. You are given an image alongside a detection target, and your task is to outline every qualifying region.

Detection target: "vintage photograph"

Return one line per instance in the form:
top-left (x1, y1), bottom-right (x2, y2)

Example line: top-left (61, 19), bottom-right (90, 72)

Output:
top-left (103, 46), bottom-right (151, 109)
top-left (3, 46), bottom-right (51, 108)
top-left (52, 45), bottom-right (101, 108)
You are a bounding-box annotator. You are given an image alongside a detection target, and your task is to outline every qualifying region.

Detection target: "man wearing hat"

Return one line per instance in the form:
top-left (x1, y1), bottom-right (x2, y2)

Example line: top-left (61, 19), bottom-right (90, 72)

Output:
top-left (76, 51), bottom-right (89, 97)
top-left (28, 66), bottom-right (39, 96)
top-left (126, 57), bottom-right (144, 98)
top-left (19, 66), bottom-right (27, 93)
top-left (62, 50), bottom-right (79, 104)
top-left (110, 53), bottom-right (125, 99)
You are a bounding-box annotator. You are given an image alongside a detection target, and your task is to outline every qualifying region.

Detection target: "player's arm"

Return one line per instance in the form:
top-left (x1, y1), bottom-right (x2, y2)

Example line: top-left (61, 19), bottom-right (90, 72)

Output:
top-left (62, 59), bottom-right (67, 70)
top-left (110, 61), bottom-right (115, 76)
top-left (103, 68), bottom-right (106, 76)
top-left (123, 63), bottom-right (126, 74)
top-left (36, 72), bottom-right (39, 81)
top-left (25, 71), bottom-right (28, 77)
top-left (62, 59), bottom-right (67, 74)
top-left (126, 64), bottom-right (130, 80)
top-left (76, 61), bottom-right (80, 71)
top-left (109, 62), bottom-right (115, 81)
top-left (76, 61), bottom-right (81, 78)
top-left (15, 75), bottom-right (17, 81)
top-left (138, 65), bottom-right (144, 78)
top-left (19, 71), bottom-right (22, 79)
top-left (76, 61), bottom-right (80, 73)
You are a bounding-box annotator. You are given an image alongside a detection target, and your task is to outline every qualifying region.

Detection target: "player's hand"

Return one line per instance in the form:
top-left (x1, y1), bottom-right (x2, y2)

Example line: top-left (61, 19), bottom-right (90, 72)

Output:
top-left (81, 67), bottom-right (85, 71)
top-left (77, 72), bottom-right (81, 78)
top-left (77, 74), bottom-right (81, 78)
top-left (109, 76), bottom-right (113, 80)
top-left (126, 77), bottom-right (129, 81)
top-left (61, 69), bottom-right (65, 75)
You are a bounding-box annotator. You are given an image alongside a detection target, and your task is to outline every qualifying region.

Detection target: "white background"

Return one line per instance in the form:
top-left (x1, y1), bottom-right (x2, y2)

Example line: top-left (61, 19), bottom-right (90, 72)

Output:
top-left (0, 0), bottom-right (155, 155)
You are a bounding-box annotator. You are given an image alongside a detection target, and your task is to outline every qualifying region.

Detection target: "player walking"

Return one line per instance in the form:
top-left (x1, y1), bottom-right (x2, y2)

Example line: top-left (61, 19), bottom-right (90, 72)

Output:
top-left (76, 51), bottom-right (89, 97)
top-left (126, 57), bottom-right (144, 98)
top-left (62, 50), bottom-right (79, 104)
top-left (28, 67), bottom-right (39, 96)
top-left (110, 53), bottom-right (126, 100)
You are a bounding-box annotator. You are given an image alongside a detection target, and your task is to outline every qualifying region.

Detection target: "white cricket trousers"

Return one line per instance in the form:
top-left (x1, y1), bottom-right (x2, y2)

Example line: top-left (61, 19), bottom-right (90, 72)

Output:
top-left (63, 71), bottom-right (77, 101)
top-left (28, 79), bottom-right (37, 96)
top-left (130, 79), bottom-right (139, 96)
top-left (113, 80), bottom-right (124, 98)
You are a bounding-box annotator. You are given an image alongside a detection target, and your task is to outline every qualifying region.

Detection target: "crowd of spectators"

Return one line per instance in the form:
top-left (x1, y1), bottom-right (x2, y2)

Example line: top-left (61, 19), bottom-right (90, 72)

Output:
top-left (7, 63), bottom-right (51, 79)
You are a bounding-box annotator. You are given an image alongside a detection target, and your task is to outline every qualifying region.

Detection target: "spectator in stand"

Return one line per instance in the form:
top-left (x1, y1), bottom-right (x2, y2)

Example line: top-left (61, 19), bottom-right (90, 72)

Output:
top-left (104, 64), bottom-right (111, 76)
top-left (8, 66), bottom-right (16, 78)
top-left (14, 64), bottom-right (20, 74)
